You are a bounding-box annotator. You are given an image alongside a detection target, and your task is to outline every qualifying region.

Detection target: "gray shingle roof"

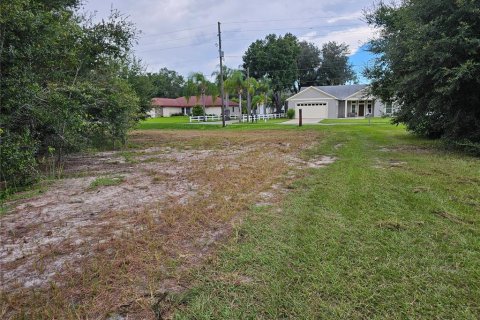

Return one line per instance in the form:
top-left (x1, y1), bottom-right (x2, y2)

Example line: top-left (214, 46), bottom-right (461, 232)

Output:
top-left (300, 84), bottom-right (368, 99)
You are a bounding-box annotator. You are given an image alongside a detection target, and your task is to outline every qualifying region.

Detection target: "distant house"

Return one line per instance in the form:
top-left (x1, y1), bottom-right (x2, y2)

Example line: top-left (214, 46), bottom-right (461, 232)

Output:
top-left (286, 84), bottom-right (396, 119)
top-left (149, 96), bottom-right (239, 117)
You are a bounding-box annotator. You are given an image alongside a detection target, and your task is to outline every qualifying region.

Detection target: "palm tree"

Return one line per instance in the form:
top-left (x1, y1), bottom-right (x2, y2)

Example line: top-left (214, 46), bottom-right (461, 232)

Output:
top-left (212, 66), bottom-right (234, 118)
top-left (255, 78), bottom-right (271, 114)
top-left (185, 72), bottom-right (210, 120)
top-left (228, 70), bottom-right (245, 121)
top-left (245, 77), bottom-right (259, 121)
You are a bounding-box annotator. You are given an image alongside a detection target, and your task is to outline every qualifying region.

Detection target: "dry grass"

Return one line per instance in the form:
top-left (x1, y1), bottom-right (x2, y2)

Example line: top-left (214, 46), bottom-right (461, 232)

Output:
top-left (1, 129), bottom-right (321, 319)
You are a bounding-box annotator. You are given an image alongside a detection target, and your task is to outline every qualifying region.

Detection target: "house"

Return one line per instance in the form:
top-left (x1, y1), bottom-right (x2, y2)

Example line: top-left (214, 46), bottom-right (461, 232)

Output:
top-left (286, 84), bottom-right (395, 119)
top-left (149, 96), bottom-right (240, 117)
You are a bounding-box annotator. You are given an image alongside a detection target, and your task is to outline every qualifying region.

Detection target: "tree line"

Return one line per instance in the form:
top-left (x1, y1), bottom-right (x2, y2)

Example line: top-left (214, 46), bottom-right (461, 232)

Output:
top-left (0, 0), bottom-right (151, 190)
top-left (144, 36), bottom-right (357, 115)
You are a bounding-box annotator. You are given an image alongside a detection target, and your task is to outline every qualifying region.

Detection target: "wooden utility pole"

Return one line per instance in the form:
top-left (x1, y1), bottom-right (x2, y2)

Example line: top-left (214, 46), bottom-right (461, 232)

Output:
top-left (299, 109), bottom-right (303, 126)
top-left (217, 22), bottom-right (226, 127)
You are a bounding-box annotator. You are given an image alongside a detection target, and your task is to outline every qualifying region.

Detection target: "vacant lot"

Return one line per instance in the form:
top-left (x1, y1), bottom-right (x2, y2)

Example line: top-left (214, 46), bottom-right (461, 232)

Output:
top-left (2, 119), bottom-right (479, 319)
top-left (1, 128), bottom-right (323, 319)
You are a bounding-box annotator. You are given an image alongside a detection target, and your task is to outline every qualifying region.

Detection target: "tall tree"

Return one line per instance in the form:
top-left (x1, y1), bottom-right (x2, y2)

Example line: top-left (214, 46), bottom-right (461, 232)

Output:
top-left (226, 70), bottom-right (246, 118)
top-left (245, 77), bottom-right (259, 119)
top-left (243, 33), bottom-right (300, 112)
top-left (254, 77), bottom-right (271, 114)
top-left (212, 66), bottom-right (234, 113)
top-left (148, 67), bottom-right (185, 98)
top-left (365, 0), bottom-right (480, 147)
top-left (317, 41), bottom-right (357, 85)
top-left (0, 0), bottom-right (143, 188)
top-left (211, 65), bottom-right (234, 88)
top-left (297, 41), bottom-right (322, 90)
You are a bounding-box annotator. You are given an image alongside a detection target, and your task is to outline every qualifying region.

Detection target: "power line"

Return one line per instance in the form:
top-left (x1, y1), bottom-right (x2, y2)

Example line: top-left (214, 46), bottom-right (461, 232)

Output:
top-left (221, 30), bottom-right (372, 44)
top-left (222, 23), bottom-right (368, 34)
top-left (138, 34), bottom-right (217, 45)
top-left (139, 24), bottom-right (215, 38)
top-left (222, 14), bottom-right (361, 24)
top-left (136, 41), bottom-right (215, 53)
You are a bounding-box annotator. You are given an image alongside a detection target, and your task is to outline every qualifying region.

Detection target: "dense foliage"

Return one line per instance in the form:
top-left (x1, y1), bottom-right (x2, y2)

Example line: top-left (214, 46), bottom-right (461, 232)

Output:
top-left (298, 41), bottom-right (356, 88)
top-left (191, 105), bottom-right (204, 117)
top-left (317, 42), bottom-right (357, 86)
top-left (365, 0), bottom-right (480, 149)
top-left (0, 0), bottom-right (148, 190)
top-left (147, 67), bottom-right (185, 98)
top-left (297, 41), bottom-right (322, 88)
top-left (243, 34), bottom-right (300, 112)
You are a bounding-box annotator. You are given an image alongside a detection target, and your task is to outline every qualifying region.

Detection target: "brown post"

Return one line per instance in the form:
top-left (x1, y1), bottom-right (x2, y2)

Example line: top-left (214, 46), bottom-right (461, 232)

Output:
top-left (299, 109), bottom-right (303, 126)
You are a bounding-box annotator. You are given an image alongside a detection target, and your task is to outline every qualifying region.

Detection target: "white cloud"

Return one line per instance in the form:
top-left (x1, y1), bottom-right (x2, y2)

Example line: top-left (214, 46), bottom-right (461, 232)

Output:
top-left (299, 25), bottom-right (375, 55)
top-left (81, 0), bottom-right (377, 77)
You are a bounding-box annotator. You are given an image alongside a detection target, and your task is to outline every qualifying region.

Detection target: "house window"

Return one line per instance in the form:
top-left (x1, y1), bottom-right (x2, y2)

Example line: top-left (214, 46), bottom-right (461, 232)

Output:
top-left (297, 102), bottom-right (327, 107)
top-left (351, 101), bottom-right (357, 113)
top-left (385, 102), bottom-right (393, 114)
top-left (367, 101), bottom-right (373, 114)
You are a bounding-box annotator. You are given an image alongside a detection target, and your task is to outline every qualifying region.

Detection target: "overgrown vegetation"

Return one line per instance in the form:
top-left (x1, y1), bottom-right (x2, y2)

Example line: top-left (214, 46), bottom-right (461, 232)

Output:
top-left (0, 0), bottom-right (149, 192)
top-left (365, 0), bottom-right (480, 153)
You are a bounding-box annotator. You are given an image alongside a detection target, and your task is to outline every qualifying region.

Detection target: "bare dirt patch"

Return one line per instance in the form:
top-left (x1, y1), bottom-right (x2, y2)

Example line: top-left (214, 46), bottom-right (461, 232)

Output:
top-left (1, 129), bottom-right (324, 319)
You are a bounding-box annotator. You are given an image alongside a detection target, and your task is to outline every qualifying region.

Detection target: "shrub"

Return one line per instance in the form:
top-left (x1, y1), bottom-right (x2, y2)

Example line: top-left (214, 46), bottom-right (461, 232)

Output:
top-left (192, 105), bottom-right (204, 117)
top-left (0, 130), bottom-right (38, 192)
top-left (287, 109), bottom-right (295, 119)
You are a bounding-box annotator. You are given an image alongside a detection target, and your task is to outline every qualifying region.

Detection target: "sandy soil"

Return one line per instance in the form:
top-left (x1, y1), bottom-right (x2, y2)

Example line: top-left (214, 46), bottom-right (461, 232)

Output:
top-left (1, 129), bottom-right (331, 319)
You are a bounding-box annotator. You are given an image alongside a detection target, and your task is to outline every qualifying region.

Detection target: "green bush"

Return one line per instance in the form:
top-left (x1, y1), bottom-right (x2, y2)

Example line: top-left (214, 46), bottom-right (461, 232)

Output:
top-left (192, 105), bottom-right (204, 117)
top-left (0, 130), bottom-right (38, 191)
top-left (287, 109), bottom-right (295, 119)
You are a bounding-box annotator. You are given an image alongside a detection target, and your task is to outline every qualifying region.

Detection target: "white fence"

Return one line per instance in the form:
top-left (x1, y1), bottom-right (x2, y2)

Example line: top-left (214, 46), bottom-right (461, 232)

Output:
top-left (189, 113), bottom-right (284, 123)
top-left (189, 115), bottom-right (231, 122)
top-left (241, 113), bottom-right (286, 122)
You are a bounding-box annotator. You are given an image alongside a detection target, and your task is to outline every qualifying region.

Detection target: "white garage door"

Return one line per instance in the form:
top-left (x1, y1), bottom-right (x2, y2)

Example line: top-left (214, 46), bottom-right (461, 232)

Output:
top-left (296, 102), bottom-right (328, 118)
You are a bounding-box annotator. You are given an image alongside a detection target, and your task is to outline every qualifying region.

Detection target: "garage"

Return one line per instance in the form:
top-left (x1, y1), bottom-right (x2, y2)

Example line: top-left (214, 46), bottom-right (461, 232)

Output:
top-left (295, 102), bottom-right (328, 119)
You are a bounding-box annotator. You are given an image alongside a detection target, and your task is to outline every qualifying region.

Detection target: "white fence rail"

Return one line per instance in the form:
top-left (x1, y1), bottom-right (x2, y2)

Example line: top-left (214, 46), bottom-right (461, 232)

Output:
top-left (241, 113), bottom-right (286, 122)
top-left (189, 113), bottom-right (284, 123)
top-left (189, 115), bottom-right (222, 122)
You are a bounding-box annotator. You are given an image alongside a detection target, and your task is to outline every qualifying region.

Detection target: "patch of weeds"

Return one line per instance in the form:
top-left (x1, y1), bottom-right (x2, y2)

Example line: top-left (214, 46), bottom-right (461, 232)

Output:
top-left (1, 182), bottom-right (49, 204)
top-left (89, 176), bottom-right (124, 190)
top-left (118, 151), bottom-right (139, 164)
top-left (0, 204), bottom-right (11, 216)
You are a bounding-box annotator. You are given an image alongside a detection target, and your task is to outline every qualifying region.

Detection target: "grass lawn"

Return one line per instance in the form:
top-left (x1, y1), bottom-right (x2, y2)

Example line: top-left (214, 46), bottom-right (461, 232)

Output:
top-left (137, 116), bottom-right (287, 130)
top-left (320, 117), bottom-right (393, 124)
top-left (167, 120), bottom-right (480, 319)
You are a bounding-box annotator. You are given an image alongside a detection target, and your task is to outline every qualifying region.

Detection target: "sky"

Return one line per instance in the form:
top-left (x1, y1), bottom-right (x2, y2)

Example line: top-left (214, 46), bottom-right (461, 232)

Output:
top-left (81, 0), bottom-right (378, 83)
